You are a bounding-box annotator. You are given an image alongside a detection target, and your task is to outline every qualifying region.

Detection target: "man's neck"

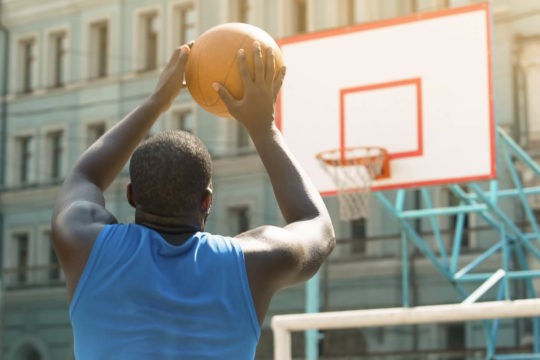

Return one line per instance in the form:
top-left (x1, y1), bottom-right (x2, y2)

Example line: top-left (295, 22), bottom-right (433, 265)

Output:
top-left (135, 207), bottom-right (202, 234)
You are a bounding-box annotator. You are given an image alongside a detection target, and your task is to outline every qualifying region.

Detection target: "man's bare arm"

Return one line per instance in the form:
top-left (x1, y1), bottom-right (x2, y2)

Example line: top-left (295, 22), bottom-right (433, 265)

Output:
top-left (215, 43), bottom-right (335, 292)
top-left (51, 45), bottom-right (190, 300)
top-left (53, 46), bottom-right (190, 219)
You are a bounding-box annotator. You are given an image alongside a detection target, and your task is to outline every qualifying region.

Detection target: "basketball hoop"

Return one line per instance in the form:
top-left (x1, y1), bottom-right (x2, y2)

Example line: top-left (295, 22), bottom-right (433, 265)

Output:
top-left (316, 147), bottom-right (390, 220)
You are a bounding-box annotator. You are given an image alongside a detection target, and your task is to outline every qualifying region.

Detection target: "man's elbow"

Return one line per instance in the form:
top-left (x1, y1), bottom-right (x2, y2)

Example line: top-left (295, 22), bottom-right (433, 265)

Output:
top-left (320, 216), bottom-right (336, 257)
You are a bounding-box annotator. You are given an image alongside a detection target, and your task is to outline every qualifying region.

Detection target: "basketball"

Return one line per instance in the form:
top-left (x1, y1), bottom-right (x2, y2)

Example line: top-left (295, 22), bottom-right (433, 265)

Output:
top-left (185, 23), bottom-right (284, 118)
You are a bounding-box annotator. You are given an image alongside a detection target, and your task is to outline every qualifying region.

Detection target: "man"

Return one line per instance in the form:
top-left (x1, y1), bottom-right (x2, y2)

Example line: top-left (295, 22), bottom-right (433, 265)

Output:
top-left (52, 41), bottom-right (335, 359)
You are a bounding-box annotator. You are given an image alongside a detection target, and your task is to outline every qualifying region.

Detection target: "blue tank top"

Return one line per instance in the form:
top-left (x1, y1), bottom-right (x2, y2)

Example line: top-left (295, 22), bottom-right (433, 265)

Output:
top-left (70, 224), bottom-right (260, 359)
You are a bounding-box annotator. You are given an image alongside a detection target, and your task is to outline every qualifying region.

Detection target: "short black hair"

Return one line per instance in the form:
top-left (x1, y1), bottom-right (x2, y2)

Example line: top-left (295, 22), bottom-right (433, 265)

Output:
top-left (129, 130), bottom-right (212, 217)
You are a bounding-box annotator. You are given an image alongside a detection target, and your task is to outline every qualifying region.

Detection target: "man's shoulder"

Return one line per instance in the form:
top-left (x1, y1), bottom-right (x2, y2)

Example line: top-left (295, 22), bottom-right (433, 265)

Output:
top-left (199, 232), bottom-right (242, 254)
top-left (234, 225), bottom-right (300, 254)
top-left (51, 201), bottom-right (118, 258)
top-left (53, 201), bottom-right (116, 232)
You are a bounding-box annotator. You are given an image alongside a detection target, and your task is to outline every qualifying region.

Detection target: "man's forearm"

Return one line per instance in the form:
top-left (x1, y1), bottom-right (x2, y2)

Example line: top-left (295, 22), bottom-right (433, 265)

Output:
top-left (250, 124), bottom-right (329, 224)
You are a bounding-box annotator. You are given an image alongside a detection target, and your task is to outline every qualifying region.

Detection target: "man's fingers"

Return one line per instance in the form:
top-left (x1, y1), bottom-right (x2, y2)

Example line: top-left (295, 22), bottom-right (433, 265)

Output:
top-left (237, 49), bottom-right (251, 85)
top-left (213, 82), bottom-right (237, 110)
top-left (166, 47), bottom-right (182, 66)
top-left (253, 42), bottom-right (264, 83)
top-left (273, 66), bottom-right (286, 100)
top-left (167, 44), bottom-right (190, 67)
top-left (178, 45), bottom-right (190, 66)
top-left (265, 47), bottom-right (276, 83)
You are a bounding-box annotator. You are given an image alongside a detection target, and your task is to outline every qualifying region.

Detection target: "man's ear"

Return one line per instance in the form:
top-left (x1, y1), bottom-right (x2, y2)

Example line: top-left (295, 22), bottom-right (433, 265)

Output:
top-left (202, 188), bottom-right (213, 213)
top-left (126, 183), bottom-right (136, 208)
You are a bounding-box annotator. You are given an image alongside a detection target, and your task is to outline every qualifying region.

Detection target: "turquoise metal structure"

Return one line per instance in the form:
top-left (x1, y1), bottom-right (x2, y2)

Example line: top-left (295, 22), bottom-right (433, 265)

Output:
top-left (305, 126), bottom-right (540, 360)
top-left (375, 126), bottom-right (540, 360)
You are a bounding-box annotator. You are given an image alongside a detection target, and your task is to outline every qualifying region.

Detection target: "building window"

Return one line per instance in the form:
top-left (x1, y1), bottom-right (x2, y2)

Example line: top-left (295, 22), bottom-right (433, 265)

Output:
top-left (344, 0), bottom-right (356, 25)
top-left (342, 0), bottom-right (417, 24)
top-left (293, 0), bottom-right (307, 34)
top-left (86, 122), bottom-right (106, 147)
top-left (14, 233), bottom-right (30, 284)
top-left (138, 11), bottom-right (159, 71)
top-left (15, 135), bottom-right (33, 184)
top-left (172, 108), bottom-right (195, 133)
top-left (48, 31), bottom-right (67, 88)
top-left (18, 38), bottom-right (36, 94)
top-left (173, 2), bottom-right (196, 46)
top-left (517, 39), bottom-right (540, 146)
top-left (89, 20), bottom-right (109, 79)
top-left (228, 206), bottom-right (250, 235)
top-left (41, 230), bottom-right (61, 282)
top-left (412, 0), bottom-right (450, 12)
top-left (231, 0), bottom-right (251, 23)
top-left (46, 130), bottom-right (64, 180)
top-left (351, 218), bottom-right (366, 253)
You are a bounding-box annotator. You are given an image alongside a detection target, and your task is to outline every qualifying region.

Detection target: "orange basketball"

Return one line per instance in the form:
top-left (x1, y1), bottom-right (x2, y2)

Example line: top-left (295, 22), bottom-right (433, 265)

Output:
top-left (185, 23), bottom-right (284, 118)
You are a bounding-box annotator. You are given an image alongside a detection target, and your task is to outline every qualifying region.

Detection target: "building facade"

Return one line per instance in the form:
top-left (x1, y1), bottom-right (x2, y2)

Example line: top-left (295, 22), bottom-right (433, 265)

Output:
top-left (0, 0), bottom-right (539, 359)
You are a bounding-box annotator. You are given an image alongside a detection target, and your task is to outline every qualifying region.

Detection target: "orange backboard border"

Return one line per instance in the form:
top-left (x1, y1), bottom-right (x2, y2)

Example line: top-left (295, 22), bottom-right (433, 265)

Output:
top-left (276, 3), bottom-right (496, 194)
top-left (340, 77), bottom-right (423, 161)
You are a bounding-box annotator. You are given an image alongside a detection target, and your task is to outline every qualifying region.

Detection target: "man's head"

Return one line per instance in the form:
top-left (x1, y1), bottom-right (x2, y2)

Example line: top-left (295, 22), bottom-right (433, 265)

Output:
top-left (129, 130), bottom-right (212, 223)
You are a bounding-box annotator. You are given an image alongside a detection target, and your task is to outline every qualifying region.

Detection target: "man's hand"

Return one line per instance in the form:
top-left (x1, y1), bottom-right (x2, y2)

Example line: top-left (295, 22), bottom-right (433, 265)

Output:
top-left (151, 44), bottom-right (191, 112)
top-left (213, 41), bottom-right (286, 134)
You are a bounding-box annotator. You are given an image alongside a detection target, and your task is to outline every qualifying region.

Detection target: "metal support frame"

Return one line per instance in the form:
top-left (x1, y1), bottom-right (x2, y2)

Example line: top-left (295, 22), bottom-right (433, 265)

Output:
top-left (299, 126), bottom-right (540, 359)
top-left (373, 126), bottom-right (540, 359)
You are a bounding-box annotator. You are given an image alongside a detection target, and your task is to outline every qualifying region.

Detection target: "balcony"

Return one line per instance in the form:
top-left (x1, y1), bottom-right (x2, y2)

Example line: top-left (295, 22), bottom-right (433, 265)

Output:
top-left (2, 263), bottom-right (65, 290)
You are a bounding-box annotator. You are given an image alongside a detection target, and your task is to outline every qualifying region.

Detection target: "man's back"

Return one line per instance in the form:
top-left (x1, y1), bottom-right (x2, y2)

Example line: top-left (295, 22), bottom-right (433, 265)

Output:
top-left (71, 224), bottom-right (259, 360)
top-left (52, 43), bottom-right (334, 358)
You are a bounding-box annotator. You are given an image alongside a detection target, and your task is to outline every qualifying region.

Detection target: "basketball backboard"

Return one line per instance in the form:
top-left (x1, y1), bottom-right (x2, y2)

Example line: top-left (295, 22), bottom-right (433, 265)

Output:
top-left (277, 4), bottom-right (495, 195)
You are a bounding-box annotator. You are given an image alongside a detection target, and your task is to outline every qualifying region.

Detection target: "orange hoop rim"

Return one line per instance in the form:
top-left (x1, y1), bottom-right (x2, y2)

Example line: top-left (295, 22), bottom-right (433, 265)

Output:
top-left (316, 146), bottom-right (389, 167)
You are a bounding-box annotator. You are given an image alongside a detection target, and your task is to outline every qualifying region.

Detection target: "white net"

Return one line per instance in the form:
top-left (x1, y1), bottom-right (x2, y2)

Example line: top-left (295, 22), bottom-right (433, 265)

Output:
top-left (317, 147), bottom-right (387, 220)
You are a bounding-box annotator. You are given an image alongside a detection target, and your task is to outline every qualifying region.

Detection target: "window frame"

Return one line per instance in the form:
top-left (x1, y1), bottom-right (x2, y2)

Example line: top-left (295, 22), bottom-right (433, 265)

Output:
top-left (14, 232), bottom-right (30, 284)
top-left (133, 5), bottom-right (163, 73)
top-left (5, 227), bottom-right (34, 288)
top-left (227, 0), bottom-right (254, 23)
top-left (517, 38), bottom-right (540, 146)
top-left (84, 16), bottom-right (113, 81)
top-left (220, 197), bottom-right (257, 236)
top-left (167, 103), bottom-right (198, 134)
top-left (38, 227), bottom-right (63, 283)
top-left (40, 124), bottom-right (68, 183)
top-left (12, 33), bottom-right (39, 95)
top-left (85, 121), bottom-right (107, 148)
top-left (227, 205), bottom-right (251, 236)
top-left (277, 0), bottom-right (313, 37)
top-left (44, 25), bottom-right (70, 89)
top-left (8, 129), bottom-right (37, 187)
top-left (167, 0), bottom-right (198, 52)
top-left (80, 118), bottom-right (110, 153)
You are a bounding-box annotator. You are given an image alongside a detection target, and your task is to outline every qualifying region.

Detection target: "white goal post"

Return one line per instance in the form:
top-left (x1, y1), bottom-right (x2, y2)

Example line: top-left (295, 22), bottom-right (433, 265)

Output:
top-left (271, 299), bottom-right (540, 360)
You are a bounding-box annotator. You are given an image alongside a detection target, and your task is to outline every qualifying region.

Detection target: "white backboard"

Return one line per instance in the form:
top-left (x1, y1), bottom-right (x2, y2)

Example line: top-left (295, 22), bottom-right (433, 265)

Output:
top-left (277, 4), bottom-right (496, 195)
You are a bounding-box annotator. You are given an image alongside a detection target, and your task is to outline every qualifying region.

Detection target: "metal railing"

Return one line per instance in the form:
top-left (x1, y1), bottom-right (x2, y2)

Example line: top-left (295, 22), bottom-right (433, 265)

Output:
top-left (2, 264), bottom-right (65, 290)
